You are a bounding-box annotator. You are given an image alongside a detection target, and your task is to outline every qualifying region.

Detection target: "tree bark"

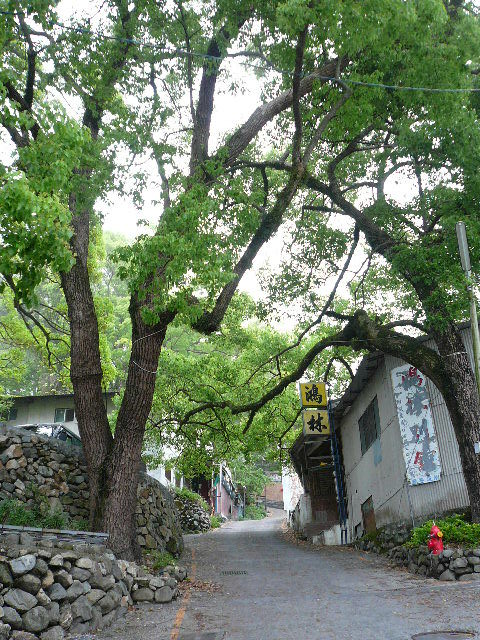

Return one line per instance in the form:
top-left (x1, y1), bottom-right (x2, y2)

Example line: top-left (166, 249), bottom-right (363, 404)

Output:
top-left (60, 199), bottom-right (113, 530)
top-left (428, 323), bottom-right (480, 521)
top-left (102, 296), bottom-right (175, 560)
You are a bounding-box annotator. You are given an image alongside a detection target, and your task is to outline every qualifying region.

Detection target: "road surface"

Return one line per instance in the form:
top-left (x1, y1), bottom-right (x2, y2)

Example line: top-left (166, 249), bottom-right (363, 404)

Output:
top-left (99, 510), bottom-right (480, 640)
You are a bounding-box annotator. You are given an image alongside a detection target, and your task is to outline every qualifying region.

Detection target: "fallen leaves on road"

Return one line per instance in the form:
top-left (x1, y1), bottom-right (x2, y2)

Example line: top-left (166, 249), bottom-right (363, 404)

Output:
top-left (178, 578), bottom-right (221, 595)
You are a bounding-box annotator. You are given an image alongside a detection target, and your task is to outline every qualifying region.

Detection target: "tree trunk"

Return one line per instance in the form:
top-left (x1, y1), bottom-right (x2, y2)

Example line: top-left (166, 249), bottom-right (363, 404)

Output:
top-left (102, 296), bottom-right (175, 560)
top-left (61, 203), bottom-right (114, 530)
top-left (430, 323), bottom-right (480, 521)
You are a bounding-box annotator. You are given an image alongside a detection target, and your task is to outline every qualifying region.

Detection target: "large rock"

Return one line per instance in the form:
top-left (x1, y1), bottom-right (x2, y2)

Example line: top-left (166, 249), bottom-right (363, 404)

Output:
top-left (86, 589), bottom-right (106, 605)
top-left (22, 606), bottom-right (50, 633)
top-left (154, 586), bottom-right (174, 603)
top-left (0, 561), bottom-right (13, 586)
top-left (451, 557), bottom-right (468, 570)
top-left (439, 569), bottom-right (456, 581)
top-left (2, 606), bottom-right (22, 630)
top-left (47, 584), bottom-right (67, 602)
top-left (40, 627), bottom-right (64, 640)
top-left (97, 593), bottom-right (116, 614)
top-left (75, 558), bottom-right (94, 570)
top-left (70, 595), bottom-right (93, 622)
top-left (0, 624), bottom-right (10, 640)
top-left (9, 556), bottom-right (36, 577)
top-left (4, 589), bottom-right (38, 612)
top-left (131, 588), bottom-right (154, 602)
top-left (53, 571), bottom-right (72, 589)
top-left (15, 573), bottom-right (41, 595)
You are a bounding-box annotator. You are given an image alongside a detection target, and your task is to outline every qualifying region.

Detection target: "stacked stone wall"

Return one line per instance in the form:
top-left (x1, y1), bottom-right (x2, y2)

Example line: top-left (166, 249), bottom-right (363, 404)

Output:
top-left (0, 426), bottom-right (183, 556)
top-left (0, 532), bottom-right (186, 639)
top-left (355, 521), bottom-right (480, 581)
top-left (173, 493), bottom-right (211, 533)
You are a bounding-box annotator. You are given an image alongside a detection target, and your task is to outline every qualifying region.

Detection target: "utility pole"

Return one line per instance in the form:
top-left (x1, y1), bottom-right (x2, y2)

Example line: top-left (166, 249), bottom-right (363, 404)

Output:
top-left (456, 221), bottom-right (480, 398)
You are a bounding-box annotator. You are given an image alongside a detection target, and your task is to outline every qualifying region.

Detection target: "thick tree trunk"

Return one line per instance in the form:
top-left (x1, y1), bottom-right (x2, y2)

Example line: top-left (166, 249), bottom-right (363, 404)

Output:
top-left (102, 297), bottom-right (175, 560)
top-left (61, 203), bottom-right (114, 530)
top-left (430, 323), bottom-right (480, 521)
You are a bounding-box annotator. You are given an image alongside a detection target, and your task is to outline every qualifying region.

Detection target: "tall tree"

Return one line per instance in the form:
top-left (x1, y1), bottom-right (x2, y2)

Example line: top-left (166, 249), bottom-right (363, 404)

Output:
top-left (2, 0), bottom-right (480, 557)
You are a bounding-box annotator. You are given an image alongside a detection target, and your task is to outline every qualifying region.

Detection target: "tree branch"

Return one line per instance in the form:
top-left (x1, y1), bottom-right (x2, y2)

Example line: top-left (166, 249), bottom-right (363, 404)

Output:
top-left (291, 27), bottom-right (308, 165)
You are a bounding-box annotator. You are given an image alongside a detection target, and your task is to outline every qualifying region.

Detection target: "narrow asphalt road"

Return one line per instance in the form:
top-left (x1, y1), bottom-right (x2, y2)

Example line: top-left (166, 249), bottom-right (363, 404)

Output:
top-left (100, 510), bottom-right (480, 640)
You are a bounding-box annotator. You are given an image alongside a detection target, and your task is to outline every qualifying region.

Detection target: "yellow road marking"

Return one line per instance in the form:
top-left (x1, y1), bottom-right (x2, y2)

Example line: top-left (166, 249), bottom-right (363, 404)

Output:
top-left (170, 548), bottom-right (196, 640)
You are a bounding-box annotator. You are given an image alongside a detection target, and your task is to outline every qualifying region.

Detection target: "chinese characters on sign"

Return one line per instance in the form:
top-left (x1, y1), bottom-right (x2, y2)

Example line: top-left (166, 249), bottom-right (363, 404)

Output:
top-left (299, 382), bottom-right (327, 408)
top-left (391, 364), bottom-right (441, 486)
top-left (302, 410), bottom-right (331, 436)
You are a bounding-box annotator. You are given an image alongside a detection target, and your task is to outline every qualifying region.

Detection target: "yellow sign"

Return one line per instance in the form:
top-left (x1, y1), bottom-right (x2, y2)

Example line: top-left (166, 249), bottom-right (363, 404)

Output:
top-left (299, 382), bottom-right (327, 408)
top-left (302, 409), bottom-right (330, 436)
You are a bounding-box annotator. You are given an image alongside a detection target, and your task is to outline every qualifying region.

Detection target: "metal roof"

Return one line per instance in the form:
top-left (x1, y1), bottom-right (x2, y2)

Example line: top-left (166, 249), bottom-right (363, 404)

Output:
top-left (332, 351), bottom-right (384, 421)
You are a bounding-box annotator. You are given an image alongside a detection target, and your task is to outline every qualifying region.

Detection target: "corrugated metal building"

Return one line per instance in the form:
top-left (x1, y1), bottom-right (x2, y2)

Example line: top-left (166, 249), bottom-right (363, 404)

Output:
top-left (336, 325), bottom-right (474, 540)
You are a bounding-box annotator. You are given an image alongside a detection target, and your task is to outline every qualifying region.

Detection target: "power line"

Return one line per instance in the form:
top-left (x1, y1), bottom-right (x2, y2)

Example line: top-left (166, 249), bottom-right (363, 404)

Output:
top-left (2, 9), bottom-right (480, 94)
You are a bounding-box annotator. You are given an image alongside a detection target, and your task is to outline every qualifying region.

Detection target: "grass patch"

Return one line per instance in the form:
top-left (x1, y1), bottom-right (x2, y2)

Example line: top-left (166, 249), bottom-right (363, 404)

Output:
top-left (406, 513), bottom-right (480, 548)
top-left (240, 505), bottom-right (266, 521)
top-left (0, 498), bottom-right (87, 530)
top-left (210, 515), bottom-right (222, 529)
top-left (151, 550), bottom-right (176, 571)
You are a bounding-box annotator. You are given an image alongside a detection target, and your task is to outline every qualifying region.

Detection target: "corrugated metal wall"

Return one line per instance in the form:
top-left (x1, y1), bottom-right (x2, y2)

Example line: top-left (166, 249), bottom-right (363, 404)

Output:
top-left (341, 326), bottom-right (473, 536)
top-left (385, 353), bottom-right (470, 521)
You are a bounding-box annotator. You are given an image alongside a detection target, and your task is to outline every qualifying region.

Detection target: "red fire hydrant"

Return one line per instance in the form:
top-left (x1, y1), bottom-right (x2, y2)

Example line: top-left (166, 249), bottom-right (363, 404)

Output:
top-left (427, 523), bottom-right (444, 555)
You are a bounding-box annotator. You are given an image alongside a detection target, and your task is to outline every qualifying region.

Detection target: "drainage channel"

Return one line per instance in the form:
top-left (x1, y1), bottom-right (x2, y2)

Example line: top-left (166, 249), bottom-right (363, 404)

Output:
top-left (221, 570), bottom-right (248, 575)
top-left (412, 633), bottom-right (476, 639)
top-left (178, 634), bottom-right (224, 640)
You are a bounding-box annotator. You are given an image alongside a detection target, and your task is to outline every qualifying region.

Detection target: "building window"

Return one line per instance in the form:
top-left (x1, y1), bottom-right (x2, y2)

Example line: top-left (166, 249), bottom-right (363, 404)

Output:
top-left (175, 474), bottom-right (181, 488)
top-left (7, 408), bottom-right (17, 421)
top-left (54, 408), bottom-right (75, 423)
top-left (358, 396), bottom-right (380, 455)
top-left (165, 466), bottom-right (172, 481)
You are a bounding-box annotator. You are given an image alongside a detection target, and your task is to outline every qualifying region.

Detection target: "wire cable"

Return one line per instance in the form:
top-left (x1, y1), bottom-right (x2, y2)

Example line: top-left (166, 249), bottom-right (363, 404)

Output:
top-left (2, 9), bottom-right (480, 94)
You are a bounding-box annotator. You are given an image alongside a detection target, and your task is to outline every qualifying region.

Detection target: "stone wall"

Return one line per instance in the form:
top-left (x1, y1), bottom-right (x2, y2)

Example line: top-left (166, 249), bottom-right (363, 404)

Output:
top-left (387, 545), bottom-right (480, 581)
top-left (0, 532), bottom-right (185, 639)
top-left (355, 521), bottom-right (480, 582)
top-left (0, 426), bottom-right (183, 556)
top-left (173, 493), bottom-right (211, 534)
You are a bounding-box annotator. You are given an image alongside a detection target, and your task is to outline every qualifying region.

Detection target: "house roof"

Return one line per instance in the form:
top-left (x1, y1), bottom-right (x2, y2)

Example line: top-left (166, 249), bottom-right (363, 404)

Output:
top-left (332, 351), bottom-right (384, 421)
top-left (332, 319), bottom-right (475, 422)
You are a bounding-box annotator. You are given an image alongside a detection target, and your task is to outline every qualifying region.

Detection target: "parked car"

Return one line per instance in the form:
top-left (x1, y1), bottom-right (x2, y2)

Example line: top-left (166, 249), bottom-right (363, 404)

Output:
top-left (14, 423), bottom-right (82, 449)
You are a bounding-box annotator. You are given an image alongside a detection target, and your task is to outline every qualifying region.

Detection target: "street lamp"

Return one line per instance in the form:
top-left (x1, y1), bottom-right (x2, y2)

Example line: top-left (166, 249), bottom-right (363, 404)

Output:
top-left (456, 221), bottom-right (480, 398)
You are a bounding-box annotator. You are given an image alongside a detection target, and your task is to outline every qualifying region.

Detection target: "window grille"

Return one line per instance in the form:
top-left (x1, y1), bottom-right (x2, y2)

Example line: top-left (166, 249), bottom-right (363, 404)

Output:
top-left (358, 396), bottom-right (380, 455)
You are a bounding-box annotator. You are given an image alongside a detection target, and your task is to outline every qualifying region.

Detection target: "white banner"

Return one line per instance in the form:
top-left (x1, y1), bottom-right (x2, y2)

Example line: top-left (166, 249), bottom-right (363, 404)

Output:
top-left (391, 364), bottom-right (441, 485)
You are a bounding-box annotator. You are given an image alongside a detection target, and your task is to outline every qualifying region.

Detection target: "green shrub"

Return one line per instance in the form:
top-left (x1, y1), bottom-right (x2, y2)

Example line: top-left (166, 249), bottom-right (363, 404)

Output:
top-left (174, 487), bottom-right (209, 513)
top-left (70, 519), bottom-right (89, 532)
top-left (406, 513), bottom-right (480, 548)
top-left (210, 515), bottom-right (222, 529)
top-left (240, 505), bottom-right (266, 520)
top-left (0, 499), bottom-right (37, 527)
top-left (0, 498), bottom-right (80, 530)
top-left (152, 551), bottom-right (176, 571)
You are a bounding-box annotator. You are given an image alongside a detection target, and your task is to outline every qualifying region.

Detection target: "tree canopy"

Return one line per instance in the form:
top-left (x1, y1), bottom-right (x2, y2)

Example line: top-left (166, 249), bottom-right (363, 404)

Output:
top-left (3, 0), bottom-right (480, 556)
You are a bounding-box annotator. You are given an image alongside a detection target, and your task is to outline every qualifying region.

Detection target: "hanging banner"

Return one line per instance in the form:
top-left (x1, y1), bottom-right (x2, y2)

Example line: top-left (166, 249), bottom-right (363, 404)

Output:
top-left (302, 409), bottom-right (330, 436)
top-left (298, 382), bottom-right (327, 407)
top-left (391, 364), bottom-right (441, 485)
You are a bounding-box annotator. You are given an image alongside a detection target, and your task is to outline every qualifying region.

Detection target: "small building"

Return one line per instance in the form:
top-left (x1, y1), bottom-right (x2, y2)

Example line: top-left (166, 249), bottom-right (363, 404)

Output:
top-left (290, 323), bottom-right (475, 543)
top-left (212, 464), bottom-right (243, 520)
top-left (2, 393), bottom-right (184, 490)
top-left (1, 392), bottom-right (116, 438)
